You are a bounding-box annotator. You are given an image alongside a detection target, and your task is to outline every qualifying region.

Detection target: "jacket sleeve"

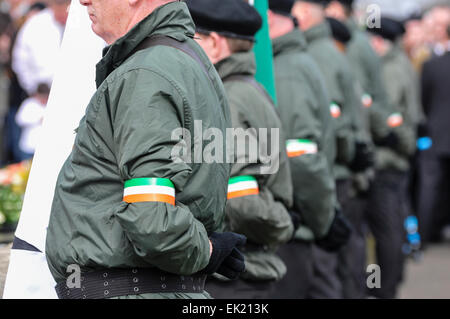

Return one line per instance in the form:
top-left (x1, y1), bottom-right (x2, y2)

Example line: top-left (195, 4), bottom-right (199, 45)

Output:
top-left (108, 69), bottom-right (211, 275)
top-left (277, 75), bottom-right (335, 238)
top-left (224, 88), bottom-right (294, 246)
top-left (383, 64), bottom-right (417, 157)
top-left (334, 67), bottom-right (357, 165)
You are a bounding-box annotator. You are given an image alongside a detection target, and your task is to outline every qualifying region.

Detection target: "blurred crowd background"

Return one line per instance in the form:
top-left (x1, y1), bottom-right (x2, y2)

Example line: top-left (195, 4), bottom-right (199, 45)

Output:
top-left (0, 0), bottom-right (448, 297)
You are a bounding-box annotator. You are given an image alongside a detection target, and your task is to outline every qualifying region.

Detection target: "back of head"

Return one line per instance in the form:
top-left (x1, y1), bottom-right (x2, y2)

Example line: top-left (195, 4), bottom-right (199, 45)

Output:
top-left (325, 0), bottom-right (354, 20)
top-left (367, 16), bottom-right (405, 43)
top-left (292, 0), bottom-right (331, 30)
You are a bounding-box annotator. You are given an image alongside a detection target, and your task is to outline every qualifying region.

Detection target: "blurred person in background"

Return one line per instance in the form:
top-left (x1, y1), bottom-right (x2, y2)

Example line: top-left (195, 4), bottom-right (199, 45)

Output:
top-left (267, 0), bottom-right (351, 299)
top-left (291, 0), bottom-right (364, 299)
top-left (367, 17), bottom-right (420, 299)
top-left (0, 11), bottom-right (12, 165)
top-left (2, 0), bottom-right (61, 164)
top-left (15, 82), bottom-right (49, 161)
top-left (422, 6), bottom-right (450, 58)
top-left (188, 0), bottom-right (295, 299)
top-left (12, 0), bottom-right (68, 96)
top-left (326, 0), bottom-right (423, 298)
top-left (403, 13), bottom-right (431, 72)
top-left (417, 24), bottom-right (450, 245)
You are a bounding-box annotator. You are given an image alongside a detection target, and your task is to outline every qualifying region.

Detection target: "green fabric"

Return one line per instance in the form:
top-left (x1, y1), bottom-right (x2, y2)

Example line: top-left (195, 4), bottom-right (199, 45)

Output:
top-left (304, 22), bottom-right (358, 181)
top-left (272, 30), bottom-right (336, 240)
top-left (215, 51), bottom-right (294, 281)
top-left (375, 42), bottom-right (418, 171)
top-left (228, 175), bottom-right (257, 184)
top-left (46, 2), bottom-right (231, 287)
top-left (252, 0), bottom-right (277, 105)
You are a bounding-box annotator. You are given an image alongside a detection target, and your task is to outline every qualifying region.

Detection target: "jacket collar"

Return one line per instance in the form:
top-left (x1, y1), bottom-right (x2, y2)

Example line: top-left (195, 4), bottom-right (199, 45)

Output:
top-left (95, 1), bottom-right (195, 87)
top-left (214, 51), bottom-right (256, 81)
top-left (345, 17), bottom-right (359, 35)
top-left (383, 40), bottom-right (403, 62)
top-left (304, 22), bottom-right (332, 45)
top-left (272, 29), bottom-right (308, 57)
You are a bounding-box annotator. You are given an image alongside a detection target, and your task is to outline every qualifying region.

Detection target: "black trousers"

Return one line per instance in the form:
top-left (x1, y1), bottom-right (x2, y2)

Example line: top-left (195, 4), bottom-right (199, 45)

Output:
top-left (206, 277), bottom-right (275, 299)
top-left (269, 241), bottom-right (313, 299)
top-left (366, 170), bottom-right (408, 299)
top-left (338, 194), bottom-right (369, 299)
top-left (307, 179), bottom-right (353, 299)
top-left (417, 152), bottom-right (450, 243)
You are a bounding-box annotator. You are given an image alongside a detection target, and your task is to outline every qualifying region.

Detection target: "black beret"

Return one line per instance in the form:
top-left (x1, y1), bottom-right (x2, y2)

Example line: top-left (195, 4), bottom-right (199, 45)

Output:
top-left (186, 0), bottom-right (263, 41)
top-left (326, 17), bottom-right (352, 44)
top-left (334, 0), bottom-right (354, 8)
top-left (366, 17), bottom-right (406, 42)
top-left (298, 0), bottom-right (331, 7)
top-left (269, 0), bottom-right (295, 16)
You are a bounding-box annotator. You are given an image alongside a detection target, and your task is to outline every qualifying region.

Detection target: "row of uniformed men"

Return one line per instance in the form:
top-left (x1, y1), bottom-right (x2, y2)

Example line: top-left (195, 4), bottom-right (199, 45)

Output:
top-left (185, 0), bottom-right (420, 299)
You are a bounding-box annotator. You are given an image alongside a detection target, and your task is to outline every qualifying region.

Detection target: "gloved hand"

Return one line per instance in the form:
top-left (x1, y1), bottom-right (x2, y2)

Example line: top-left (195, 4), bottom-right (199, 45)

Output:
top-left (350, 141), bottom-right (375, 173)
top-left (374, 131), bottom-right (399, 150)
top-left (316, 209), bottom-right (353, 252)
top-left (203, 232), bottom-right (246, 280)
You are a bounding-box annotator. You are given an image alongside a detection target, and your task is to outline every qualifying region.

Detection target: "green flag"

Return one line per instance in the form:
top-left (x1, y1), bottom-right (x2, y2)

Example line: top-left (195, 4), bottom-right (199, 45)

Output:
top-left (251, 0), bottom-right (277, 105)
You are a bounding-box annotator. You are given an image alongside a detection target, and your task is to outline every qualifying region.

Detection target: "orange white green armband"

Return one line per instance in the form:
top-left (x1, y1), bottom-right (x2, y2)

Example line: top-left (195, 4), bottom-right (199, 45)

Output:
top-left (123, 178), bottom-right (175, 205)
top-left (227, 176), bottom-right (259, 199)
top-left (286, 139), bottom-right (318, 158)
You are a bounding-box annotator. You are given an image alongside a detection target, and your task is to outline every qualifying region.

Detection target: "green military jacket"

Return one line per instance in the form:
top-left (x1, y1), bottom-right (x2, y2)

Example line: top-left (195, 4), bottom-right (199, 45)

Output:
top-left (346, 20), bottom-right (418, 173)
top-left (346, 18), bottom-right (394, 139)
top-left (304, 22), bottom-right (358, 181)
top-left (215, 51), bottom-right (294, 281)
top-left (376, 42), bottom-right (418, 171)
top-left (46, 2), bottom-right (231, 285)
top-left (272, 30), bottom-right (336, 240)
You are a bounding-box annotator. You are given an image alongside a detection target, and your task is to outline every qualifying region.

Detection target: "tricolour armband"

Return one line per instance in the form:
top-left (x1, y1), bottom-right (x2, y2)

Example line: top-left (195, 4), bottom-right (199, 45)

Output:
top-left (286, 139), bottom-right (318, 158)
top-left (123, 178), bottom-right (175, 205)
top-left (227, 176), bottom-right (259, 200)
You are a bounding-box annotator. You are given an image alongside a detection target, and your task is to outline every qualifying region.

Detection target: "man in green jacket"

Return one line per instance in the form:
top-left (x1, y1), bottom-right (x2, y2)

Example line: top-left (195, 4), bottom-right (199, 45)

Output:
top-left (187, 0), bottom-right (295, 299)
top-left (291, 0), bottom-right (365, 298)
top-left (267, 0), bottom-right (352, 299)
top-left (326, 0), bottom-right (421, 298)
top-left (46, 0), bottom-right (246, 299)
top-left (366, 17), bottom-right (419, 299)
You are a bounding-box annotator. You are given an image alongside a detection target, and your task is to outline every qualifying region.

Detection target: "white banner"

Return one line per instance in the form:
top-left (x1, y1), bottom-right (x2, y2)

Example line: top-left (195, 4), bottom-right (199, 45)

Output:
top-left (3, 0), bottom-right (105, 299)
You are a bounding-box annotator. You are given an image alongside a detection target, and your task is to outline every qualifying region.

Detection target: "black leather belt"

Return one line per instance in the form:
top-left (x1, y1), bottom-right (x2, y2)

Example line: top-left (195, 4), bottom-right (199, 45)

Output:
top-left (55, 268), bottom-right (207, 299)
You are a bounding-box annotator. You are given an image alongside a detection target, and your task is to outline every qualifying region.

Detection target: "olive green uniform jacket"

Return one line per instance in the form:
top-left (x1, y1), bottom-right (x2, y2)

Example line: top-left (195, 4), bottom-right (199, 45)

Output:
top-left (46, 2), bottom-right (231, 298)
top-left (215, 51), bottom-right (294, 281)
top-left (304, 22), bottom-right (359, 181)
top-left (376, 42), bottom-right (419, 171)
top-left (272, 30), bottom-right (336, 241)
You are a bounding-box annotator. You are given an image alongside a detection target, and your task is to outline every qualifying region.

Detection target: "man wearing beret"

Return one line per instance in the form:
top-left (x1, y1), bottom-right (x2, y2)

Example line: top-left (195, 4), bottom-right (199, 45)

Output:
top-left (267, 0), bottom-right (351, 299)
top-left (366, 17), bottom-right (419, 299)
top-left (326, 0), bottom-right (417, 299)
top-left (291, 0), bottom-right (366, 299)
top-left (46, 0), bottom-right (247, 299)
top-left (187, 0), bottom-right (296, 299)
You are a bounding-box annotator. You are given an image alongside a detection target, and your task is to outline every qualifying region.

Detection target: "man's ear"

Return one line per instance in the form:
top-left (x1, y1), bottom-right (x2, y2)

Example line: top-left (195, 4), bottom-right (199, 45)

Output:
top-left (209, 32), bottom-right (223, 60)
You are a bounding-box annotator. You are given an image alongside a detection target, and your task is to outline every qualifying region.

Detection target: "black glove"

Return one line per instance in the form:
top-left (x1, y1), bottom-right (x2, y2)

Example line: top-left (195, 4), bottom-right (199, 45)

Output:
top-left (316, 209), bottom-right (353, 252)
top-left (350, 141), bottom-right (375, 173)
top-left (374, 131), bottom-right (399, 150)
top-left (289, 210), bottom-right (302, 231)
top-left (203, 232), bottom-right (246, 280)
